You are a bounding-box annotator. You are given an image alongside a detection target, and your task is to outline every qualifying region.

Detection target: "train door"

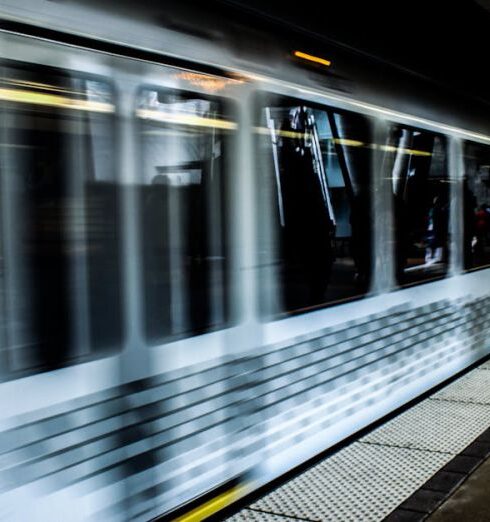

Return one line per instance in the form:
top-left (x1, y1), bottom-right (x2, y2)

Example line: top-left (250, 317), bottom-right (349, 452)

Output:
top-left (0, 29), bottom-right (265, 519)
top-left (0, 28), bottom-right (135, 521)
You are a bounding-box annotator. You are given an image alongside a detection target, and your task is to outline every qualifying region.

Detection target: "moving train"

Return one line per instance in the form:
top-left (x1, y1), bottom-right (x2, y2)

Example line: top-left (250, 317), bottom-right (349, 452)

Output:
top-left (0, 1), bottom-right (490, 520)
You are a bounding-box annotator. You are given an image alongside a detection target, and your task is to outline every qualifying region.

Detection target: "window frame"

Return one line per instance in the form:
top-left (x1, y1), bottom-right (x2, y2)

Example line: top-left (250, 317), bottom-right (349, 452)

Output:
top-left (253, 90), bottom-right (375, 318)
top-left (384, 122), bottom-right (451, 288)
top-left (0, 59), bottom-right (123, 376)
top-left (462, 139), bottom-right (490, 273)
top-left (135, 83), bottom-right (238, 345)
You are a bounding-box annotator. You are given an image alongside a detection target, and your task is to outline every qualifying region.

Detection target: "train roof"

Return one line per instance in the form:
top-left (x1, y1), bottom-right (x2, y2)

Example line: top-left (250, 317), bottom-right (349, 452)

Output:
top-left (1, 0), bottom-right (490, 138)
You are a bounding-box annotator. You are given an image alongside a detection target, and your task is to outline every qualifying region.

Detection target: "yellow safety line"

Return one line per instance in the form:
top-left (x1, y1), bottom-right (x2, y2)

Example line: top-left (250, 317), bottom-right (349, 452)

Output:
top-left (172, 485), bottom-right (246, 522)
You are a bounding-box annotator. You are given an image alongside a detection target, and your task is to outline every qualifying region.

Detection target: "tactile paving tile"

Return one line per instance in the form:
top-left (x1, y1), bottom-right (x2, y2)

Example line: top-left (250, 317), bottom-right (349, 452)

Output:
top-left (361, 400), bottom-right (490, 454)
top-left (430, 368), bottom-right (490, 404)
top-left (227, 508), bottom-right (307, 521)
top-left (248, 443), bottom-right (449, 522)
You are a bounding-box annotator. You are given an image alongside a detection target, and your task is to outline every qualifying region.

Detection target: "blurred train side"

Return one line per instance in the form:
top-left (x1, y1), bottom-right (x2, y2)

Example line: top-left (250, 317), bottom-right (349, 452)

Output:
top-left (0, 1), bottom-right (490, 521)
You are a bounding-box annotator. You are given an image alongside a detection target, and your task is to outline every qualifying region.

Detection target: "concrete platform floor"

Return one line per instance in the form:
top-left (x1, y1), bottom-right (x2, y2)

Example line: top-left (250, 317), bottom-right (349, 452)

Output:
top-left (427, 456), bottom-right (490, 522)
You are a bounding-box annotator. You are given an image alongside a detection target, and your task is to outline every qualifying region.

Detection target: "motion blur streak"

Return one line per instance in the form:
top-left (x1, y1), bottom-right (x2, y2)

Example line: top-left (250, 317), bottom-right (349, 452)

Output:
top-left (0, 0), bottom-right (489, 521)
top-left (174, 72), bottom-right (245, 92)
top-left (0, 87), bottom-right (115, 112)
top-left (136, 108), bottom-right (238, 129)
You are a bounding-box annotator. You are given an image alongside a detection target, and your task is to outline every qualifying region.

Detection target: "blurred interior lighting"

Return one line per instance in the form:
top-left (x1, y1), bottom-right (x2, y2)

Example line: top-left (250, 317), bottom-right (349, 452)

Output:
top-left (293, 51), bottom-right (332, 67)
top-left (0, 87), bottom-right (114, 112)
top-left (136, 109), bottom-right (237, 130)
top-left (254, 126), bottom-right (312, 140)
top-left (4, 78), bottom-right (83, 96)
top-left (175, 72), bottom-right (244, 92)
top-left (252, 128), bottom-right (431, 156)
top-left (332, 138), bottom-right (364, 147)
top-left (377, 144), bottom-right (432, 156)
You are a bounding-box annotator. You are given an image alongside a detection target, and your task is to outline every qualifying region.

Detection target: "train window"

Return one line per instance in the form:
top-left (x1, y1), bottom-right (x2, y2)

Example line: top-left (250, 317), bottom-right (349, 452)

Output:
top-left (0, 62), bottom-right (122, 372)
top-left (137, 87), bottom-right (233, 342)
top-left (463, 142), bottom-right (490, 271)
top-left (384, 125), bottom-right (449, 286)
top-left (256, 94), bottom-right (372, 316)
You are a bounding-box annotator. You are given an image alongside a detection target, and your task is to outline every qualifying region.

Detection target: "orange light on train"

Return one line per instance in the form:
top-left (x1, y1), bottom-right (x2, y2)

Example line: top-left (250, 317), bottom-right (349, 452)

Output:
top-left (174, 72), bottom-right (245, 92)
top-left (293, 51), bottom-right (332, 67)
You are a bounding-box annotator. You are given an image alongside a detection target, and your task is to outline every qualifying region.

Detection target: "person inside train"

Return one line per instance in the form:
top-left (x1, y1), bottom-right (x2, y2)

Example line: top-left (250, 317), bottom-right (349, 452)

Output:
top-left (474, 203), bottom-right (489, 260)
top-left (277, 106), bottom-right (335, 310)
top-left (425, 195), bottom-right (449, 265)
top-left (463, 177), bottom-right (477, 269)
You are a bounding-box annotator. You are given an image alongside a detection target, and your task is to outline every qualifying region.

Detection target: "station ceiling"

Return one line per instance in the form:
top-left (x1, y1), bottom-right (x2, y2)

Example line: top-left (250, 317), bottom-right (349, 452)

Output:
top-left (217, 0), bottom-right (490, 106)
top-left (51, 0), bottom-right (490, 106)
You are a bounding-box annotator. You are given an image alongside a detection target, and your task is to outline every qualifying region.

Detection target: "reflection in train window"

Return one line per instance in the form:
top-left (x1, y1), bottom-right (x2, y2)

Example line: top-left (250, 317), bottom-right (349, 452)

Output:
top-left (385, 126), bottom-right (449, 286)
top-left (463, 142), bottom-right (490, 271)
top-left (137, 88), bottom-right (233, 342)
top-left (257, 95), bottom-right (372, 315)
top-left (0, 62), bottom-right (122, 372)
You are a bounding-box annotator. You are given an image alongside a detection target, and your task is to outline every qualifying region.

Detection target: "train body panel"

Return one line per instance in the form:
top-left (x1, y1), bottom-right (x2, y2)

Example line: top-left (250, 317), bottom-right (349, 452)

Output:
top-left (0, 2), bottom-right (490, 520)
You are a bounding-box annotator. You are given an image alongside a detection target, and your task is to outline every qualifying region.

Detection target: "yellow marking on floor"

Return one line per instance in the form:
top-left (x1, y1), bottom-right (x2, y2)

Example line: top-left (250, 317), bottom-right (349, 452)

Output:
top-left (173, 485), bottom-right (247, 522)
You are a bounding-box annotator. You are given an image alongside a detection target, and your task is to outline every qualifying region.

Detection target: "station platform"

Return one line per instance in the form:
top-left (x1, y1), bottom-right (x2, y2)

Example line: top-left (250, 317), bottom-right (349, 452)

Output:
top-left (225, 357), bottom-right (490, 522)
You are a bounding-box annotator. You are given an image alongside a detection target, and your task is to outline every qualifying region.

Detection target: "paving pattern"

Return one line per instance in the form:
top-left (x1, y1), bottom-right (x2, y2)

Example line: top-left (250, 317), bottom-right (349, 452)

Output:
top-left (227, 362), bottom-right (490, 522)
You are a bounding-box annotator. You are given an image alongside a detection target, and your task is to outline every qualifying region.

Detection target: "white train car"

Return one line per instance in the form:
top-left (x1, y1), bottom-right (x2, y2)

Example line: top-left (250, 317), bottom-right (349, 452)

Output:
top-left (0, 1), bottom-right (489, 520)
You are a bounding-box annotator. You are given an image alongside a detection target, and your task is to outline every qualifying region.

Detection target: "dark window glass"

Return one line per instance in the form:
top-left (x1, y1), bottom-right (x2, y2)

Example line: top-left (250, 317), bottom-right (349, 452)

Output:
top-left (137, 88), bottom-right (232, 342)
top-left (463, 142), bottom-right (490, 270)
top-left (257, 95), bottom-right (372, 316)
top-left (385, 126), bottom-right (449, 285)
top-left (0, 62), bottom-right (122, 372)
